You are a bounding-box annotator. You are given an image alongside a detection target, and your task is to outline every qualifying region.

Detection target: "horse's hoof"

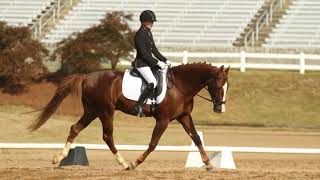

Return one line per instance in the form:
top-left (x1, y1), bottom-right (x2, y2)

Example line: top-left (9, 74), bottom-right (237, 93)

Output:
top-left (124, 162), bottom-right (135, 170)
top-left (52, 155), bottom-right (59, 164)
top-left (206, 165), bottom-right (215, 172)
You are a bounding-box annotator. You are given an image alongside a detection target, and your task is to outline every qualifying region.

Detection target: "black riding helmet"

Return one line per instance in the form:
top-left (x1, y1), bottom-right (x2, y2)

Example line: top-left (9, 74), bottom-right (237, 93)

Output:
top-left (140, 10), bottom-right (157, 22)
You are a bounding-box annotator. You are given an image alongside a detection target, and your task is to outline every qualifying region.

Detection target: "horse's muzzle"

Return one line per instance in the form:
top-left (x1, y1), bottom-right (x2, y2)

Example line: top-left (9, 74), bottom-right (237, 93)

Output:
top-left (213, 104), bottom-right (225, 113)
top-left (213, 104), bottom-right (221, 113)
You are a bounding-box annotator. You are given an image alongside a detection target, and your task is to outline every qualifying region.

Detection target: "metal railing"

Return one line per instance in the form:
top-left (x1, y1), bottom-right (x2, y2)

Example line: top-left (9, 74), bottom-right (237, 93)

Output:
top-left (244, 0), bottom-right (286, 47)
top-left (31, 0), bottom-right (74, 39)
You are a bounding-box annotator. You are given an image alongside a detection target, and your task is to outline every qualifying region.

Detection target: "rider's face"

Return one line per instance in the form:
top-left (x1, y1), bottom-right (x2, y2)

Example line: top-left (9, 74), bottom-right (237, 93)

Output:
top-left (143, 21), bottom-right (154, 30)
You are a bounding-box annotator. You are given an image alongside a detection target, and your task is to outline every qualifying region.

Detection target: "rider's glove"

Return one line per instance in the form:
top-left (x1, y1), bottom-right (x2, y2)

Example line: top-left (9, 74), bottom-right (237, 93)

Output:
top-left (157, 60), bottom-right (167, 69)
top-left (166, 60), bottom-right (172, 66)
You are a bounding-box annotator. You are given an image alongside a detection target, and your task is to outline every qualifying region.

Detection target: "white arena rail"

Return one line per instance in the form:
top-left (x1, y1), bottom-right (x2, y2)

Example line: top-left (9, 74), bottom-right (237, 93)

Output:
top-left (1, 143), bottom-right (320, 154)
top-left (1, 142), bottom-right (320, 169)
top-left (1, 128), bottom-right (320, 170)
top-left (159, 51), bottom-right (320, 74)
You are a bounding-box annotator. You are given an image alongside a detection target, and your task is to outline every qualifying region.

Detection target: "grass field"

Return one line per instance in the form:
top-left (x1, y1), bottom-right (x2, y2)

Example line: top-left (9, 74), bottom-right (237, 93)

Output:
top-left (193, 70), bottom-right (320, 128)
top-left (1, 104), bottom-right (320, 146)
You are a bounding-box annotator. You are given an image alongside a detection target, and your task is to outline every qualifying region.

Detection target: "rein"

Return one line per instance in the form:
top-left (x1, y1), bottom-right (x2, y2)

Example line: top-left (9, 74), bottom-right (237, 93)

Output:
top-left (196, 94), bottom-right (213, 102)
top-left (196, 86), bottom-right (213, 102)
top-left (196, 87), bottom-right (226, 105)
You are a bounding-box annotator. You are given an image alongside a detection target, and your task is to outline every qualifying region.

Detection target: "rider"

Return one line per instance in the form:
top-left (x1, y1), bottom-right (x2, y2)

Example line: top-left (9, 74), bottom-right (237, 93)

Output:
top-left (132, 10), bottom-right (169, 116)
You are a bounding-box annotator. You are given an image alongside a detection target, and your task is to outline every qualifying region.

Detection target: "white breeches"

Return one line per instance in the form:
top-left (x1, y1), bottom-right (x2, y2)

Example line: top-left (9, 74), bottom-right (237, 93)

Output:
top-left (137, 67), bottom-right (157, 88)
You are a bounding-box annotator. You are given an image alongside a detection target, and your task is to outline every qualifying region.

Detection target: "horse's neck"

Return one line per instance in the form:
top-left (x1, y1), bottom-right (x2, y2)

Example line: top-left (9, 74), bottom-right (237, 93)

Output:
top-left (173, 64), bottom-right (217, 97)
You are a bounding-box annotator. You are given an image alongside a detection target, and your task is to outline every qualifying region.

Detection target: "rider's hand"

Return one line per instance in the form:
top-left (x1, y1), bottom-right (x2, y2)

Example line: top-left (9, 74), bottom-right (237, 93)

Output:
top-left (166, 60), bottom-right (172, 66)
top-left (157, 60), bottom-right (167, 69)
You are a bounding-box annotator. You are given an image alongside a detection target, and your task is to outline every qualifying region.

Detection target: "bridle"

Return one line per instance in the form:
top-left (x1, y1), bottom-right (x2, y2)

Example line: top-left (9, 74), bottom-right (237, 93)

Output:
top-left (169, 68), bottom-right (227, 105)
top-left (196, 87), bottom-right (227, 105)
top-left (196, 77), bottom-right (228, 106)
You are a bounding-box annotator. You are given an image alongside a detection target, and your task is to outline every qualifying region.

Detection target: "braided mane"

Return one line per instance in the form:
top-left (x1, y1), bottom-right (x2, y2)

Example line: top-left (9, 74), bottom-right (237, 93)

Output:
top-left (171, 62), bottom-right (217, 73)
top-left (173, 62), bottom-right (213, 68)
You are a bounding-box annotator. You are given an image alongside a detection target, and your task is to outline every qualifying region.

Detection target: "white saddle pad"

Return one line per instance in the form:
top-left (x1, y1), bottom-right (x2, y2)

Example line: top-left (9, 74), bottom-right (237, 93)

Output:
top-left (122, 68), bottom-right (168, 104)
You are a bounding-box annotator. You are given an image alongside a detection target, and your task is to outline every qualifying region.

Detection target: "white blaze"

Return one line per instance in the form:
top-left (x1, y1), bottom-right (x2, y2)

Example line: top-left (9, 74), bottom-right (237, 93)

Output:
top-left (221, 82), bottom-right (228, 112)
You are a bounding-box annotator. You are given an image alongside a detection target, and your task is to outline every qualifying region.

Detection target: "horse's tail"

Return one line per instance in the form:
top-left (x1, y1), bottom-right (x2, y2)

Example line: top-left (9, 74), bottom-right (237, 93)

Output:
top-left (28, 74), bottom-right (86, 132)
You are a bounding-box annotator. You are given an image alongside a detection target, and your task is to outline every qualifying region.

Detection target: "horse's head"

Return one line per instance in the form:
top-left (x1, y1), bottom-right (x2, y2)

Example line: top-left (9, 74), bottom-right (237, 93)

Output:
top-left (207, 65), bottom-right (229, 113)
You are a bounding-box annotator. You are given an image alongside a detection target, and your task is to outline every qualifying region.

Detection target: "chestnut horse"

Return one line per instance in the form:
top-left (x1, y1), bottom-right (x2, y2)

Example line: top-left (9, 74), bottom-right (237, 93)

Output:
top-left (29, 63), bottom-right (229, 171)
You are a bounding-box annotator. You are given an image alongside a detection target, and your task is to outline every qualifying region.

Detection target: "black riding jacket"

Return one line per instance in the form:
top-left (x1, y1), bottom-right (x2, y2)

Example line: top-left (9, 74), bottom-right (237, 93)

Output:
top-left (132, 25), bottom-right (167, 68)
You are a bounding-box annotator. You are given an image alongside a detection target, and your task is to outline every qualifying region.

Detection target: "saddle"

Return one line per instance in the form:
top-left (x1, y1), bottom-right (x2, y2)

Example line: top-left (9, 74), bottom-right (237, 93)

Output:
top-left (129, 68), bottom-right (163, 97)
top-left (122, 67), bottom-right (168, 104)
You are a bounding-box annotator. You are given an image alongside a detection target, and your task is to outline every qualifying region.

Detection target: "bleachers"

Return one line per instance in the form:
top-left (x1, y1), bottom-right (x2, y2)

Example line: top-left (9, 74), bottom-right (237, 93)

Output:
top-left (263, 0), bottom-right (320, 48)
top-left (0, 0), bottom-right (53, 26)
top-left (42, 0), bottom-right (264, 48)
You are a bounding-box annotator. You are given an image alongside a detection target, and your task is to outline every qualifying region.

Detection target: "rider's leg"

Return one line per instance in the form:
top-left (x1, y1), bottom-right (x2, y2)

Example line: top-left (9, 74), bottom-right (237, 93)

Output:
top-left (132, 83), bottom-right (154, 116)
top-left (137, 67), bottom-right (157, 88)
top-left (133, 67), bottom-right (157, 116)
top-left (138, 67), bottom-right (157, 106)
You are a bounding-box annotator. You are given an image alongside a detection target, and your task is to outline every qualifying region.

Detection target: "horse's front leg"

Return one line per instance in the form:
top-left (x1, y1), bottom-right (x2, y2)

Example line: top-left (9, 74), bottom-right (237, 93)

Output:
top-left (130, 118), bottom-right (169, 169)
top-left (177, 114), bottom-right (215, 171)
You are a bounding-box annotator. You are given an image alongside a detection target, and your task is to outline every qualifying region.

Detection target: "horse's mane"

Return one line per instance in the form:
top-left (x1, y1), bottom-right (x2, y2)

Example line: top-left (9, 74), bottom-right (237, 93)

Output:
top-left (171, 62), bottom-right (217, 72)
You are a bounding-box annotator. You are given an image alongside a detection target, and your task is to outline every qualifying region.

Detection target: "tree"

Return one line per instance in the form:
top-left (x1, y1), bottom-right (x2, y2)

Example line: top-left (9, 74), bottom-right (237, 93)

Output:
top-left (53, 11), bottom-right (135, 75)
top-left (0, 21), bottom-right (49, 94)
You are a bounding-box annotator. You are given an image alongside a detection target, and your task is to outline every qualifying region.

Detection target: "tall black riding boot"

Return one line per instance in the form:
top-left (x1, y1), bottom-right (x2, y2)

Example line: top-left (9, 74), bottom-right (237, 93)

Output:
top-left (150, 88), bottom-right (157, 114)
top-left (132, 83), bottom-right (154, 117)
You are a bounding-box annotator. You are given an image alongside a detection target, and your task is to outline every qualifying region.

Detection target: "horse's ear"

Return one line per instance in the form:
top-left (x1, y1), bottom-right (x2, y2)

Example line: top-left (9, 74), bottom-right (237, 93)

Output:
top-left (219, 65), bottom-right (224, 71)
top-left (225, 66), bottom-right (230, 75)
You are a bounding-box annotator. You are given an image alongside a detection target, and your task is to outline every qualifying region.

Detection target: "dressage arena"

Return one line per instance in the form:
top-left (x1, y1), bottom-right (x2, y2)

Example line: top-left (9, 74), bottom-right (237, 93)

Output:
top-left (1, 148), bottom-right (320, 179)
top-left (1, 118), bottom-right (320, 179)
top-left (1, 72), bottom-right (320, 179)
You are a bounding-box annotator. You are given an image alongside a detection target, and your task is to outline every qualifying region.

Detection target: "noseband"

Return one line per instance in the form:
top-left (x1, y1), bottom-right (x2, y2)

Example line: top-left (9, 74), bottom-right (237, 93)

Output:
top-left (196, 88), bottom-right (226, 105)
top-left (213, 99), bottom-right (226, 106)
top-left (196, 77), bottom-right (227, 105)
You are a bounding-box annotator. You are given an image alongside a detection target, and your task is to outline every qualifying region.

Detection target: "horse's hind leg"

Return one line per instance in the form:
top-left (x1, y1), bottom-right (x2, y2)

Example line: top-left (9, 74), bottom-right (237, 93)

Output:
top-left (99, 110), bottom-right (130, 169)
top-left (52, 110), bottom-right (97, 164)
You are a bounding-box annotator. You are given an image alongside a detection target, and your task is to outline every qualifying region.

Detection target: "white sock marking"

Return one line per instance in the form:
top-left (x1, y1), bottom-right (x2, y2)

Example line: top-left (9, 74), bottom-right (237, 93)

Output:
top-left (62, 142), bottom-right (71, 157)
top-left (114, 152), bottom-right (129, 168)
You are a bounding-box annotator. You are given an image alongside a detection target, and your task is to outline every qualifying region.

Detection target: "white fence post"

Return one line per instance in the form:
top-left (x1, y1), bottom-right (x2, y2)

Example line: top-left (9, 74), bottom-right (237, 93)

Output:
top-left (240, 51), bottom-right (246, 72)
top-left (300, 52), bottom-right (305, 74)
top-left (182, 51), bottom-right (188, 64)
